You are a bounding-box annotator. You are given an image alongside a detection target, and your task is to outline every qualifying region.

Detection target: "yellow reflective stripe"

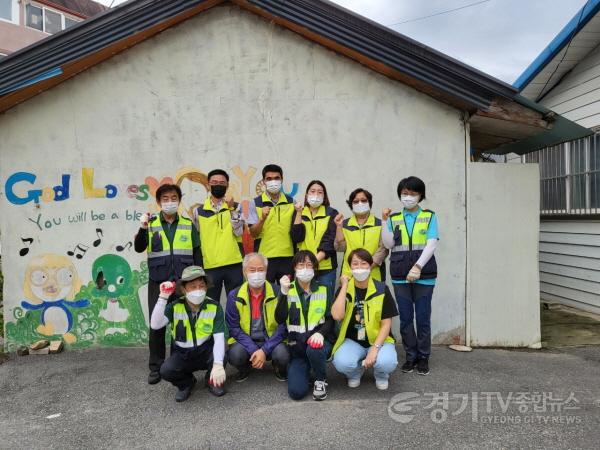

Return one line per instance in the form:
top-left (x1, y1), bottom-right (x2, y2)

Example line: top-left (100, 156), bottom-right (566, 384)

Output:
top-left (148, 250), bottom-right (171, 258)
top-left (287, 325), bottom-right (305, 333)
top-left (173, 312), bottom-right (188, 320)
top-left (172, 249), bottom-right (193, 255)
top-left (148, 226), bottom-right (163, 233)
top-left (199, 311), bottom-right (216, 319)
top-left (176, 224), bottom-right (193, 230)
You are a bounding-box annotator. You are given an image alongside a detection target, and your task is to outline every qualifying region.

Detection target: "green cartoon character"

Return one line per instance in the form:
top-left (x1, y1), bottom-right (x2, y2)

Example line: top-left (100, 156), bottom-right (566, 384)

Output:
top-left (92, 254), bottom-right (145, 338)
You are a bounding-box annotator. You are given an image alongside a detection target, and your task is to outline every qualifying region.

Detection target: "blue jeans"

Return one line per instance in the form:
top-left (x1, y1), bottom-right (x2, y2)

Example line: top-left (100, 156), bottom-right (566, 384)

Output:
top-left (332, 339), bottom-right (397, 383)
top-left (393, 283), bottom-right (434, 362)
top-left (287, 341), bottom-right (332, 400)
top-left (317, 270), bottom-right (337, 296)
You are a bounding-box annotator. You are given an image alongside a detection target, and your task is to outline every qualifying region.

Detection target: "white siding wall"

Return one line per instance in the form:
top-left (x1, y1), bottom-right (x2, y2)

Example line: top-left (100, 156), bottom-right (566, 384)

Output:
top-left (540, 44), bottom-right (600, 129)
top-left (539, 220), bottom-right (600, 314)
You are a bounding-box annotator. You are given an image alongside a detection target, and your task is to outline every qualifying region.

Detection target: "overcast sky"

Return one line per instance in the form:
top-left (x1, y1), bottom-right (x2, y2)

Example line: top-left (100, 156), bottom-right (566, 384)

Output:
top-left (97, 0), bottom-right (588, 84)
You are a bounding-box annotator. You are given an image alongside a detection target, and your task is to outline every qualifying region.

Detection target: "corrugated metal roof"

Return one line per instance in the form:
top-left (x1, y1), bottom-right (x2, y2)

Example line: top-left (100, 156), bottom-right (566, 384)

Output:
top-left (0, 0), bottom-right (518, 112)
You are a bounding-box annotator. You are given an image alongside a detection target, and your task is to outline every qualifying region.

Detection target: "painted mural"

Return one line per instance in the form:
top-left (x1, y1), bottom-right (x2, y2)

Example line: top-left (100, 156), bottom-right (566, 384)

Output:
top-left (1, 165), bottom-right (299, 351)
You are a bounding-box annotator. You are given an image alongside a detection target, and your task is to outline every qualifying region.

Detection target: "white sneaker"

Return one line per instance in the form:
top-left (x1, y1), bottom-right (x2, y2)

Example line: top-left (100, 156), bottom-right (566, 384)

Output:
top-left (375, 380), bottom-right (389, 390)
top-left (347, 378), bottom-right (361, 388)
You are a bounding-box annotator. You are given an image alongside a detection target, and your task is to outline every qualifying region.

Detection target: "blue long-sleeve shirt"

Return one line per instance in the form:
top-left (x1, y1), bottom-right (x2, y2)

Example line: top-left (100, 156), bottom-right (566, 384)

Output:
top-left (225, 284), bottom-right (287, 356)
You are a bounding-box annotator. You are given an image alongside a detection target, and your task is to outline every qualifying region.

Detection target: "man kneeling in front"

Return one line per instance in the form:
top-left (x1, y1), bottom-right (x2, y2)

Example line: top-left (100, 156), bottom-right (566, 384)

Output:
top-left (150, 266), bottom-right (227, 402)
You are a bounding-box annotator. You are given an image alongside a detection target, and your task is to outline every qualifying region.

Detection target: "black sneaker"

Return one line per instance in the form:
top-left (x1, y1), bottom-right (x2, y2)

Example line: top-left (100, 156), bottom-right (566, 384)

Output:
top-left (274, 367), bottom-right (287, 382)
top-left (208, 382), bottom-right (226, 397)
top-left (148, 370), bottom-right (161, 385)
top-left (401, 360), bottom-right (415, 373)
top-left (416, 358), bottom-right (430, 376)
top-left (235, 367), bottom-right (250, 383)
top-left (175, 376), bottom-right (196, 402)
top-left (312, 380), bottom-right (328, 401)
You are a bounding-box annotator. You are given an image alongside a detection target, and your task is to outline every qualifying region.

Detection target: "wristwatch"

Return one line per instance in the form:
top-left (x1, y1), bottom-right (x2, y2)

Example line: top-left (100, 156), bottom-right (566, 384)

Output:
top-left (375, 344), bottom-right (383, 349)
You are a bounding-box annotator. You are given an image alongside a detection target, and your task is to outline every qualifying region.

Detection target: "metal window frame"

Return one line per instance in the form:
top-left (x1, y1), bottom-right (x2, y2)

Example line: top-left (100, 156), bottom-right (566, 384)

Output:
top-left (534, 133), bottom-right (600, 217)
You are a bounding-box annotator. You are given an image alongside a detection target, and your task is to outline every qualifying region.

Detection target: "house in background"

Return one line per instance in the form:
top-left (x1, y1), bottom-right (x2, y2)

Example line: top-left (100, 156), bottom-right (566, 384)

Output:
top-left (0, 0), bottom-right (592, 351)
top-left (0, 0), bottom-right (106, 57)
top-left (514, 0), bottom-right (600, 314)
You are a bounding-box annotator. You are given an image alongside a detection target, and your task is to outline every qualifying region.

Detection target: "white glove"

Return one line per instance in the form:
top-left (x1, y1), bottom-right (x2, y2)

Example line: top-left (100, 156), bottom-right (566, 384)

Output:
top-left (140, 212), bottom-right (150, 229)
top-left (159, 281), bottom-right (175, 299)
top-left (406, 265), bottom-right (421, 283)
top-left (307, 332), bottom-right (324, 349)
top-left (280, 275), bottom-right (291, 295)
top-left (209, 363), bottom-right (226, 387)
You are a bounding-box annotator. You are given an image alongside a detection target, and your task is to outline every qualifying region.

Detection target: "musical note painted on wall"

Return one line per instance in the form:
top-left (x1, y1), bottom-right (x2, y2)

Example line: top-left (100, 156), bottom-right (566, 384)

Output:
top-left (67, 244), bottom-right (89, 259)
top-left (116, 242), bottom-right (132, 252)
top-left (19, 237), bottom-right (34, 256)
top-left (93, 228), bottom-right (103, 247)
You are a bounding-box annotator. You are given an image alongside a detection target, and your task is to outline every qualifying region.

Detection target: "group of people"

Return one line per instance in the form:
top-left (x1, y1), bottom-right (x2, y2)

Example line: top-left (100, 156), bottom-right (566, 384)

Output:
top-left (134, 164), bottom-right (439, 402)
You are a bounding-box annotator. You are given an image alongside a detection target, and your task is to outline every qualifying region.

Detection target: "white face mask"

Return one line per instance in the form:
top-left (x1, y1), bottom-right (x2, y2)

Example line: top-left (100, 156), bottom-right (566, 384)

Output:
top-left (401, 195), bottom-right (420, 210)
top-left (351, 268), bottom-right (371, 282)
top-left (247, 272), bottom-right (267, 288)
top-left (186, 289), bottom-right (206, 305)
top-left (307, 195), bottom-right (323, 208)
top-left (352, 201), bottom-right (370, 215)
top-left (161, 201), bottom-right (179, 215)
top-left (295, 268), bottom-right (315, 283)
top-left (265, 180), bottom-right (282, 194)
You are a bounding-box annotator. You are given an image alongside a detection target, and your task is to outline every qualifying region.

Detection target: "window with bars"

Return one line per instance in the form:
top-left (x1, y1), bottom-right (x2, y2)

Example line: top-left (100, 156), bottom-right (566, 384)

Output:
top-left (524, 134), bottom-right (600, 215)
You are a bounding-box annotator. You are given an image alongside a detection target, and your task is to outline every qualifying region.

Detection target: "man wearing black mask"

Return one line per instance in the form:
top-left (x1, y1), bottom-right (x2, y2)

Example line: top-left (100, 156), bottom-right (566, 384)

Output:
top-left (193, 169), bottom-right (244, 300)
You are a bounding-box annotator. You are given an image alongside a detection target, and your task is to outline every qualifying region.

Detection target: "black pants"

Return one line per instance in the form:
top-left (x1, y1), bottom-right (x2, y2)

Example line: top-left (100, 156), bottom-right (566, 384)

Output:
top-left (160, 339), bottom-right (220, 390)
top-left (393, 283), bottom-right (435, 362)
top-left (205, 263), bottom-right (244, 301)
top-left (148, 279), bottom-right (175, 372)
top-left (266, 257), bottom-right (294, 284)
top-left (228, 342), bottom-right (290, 371)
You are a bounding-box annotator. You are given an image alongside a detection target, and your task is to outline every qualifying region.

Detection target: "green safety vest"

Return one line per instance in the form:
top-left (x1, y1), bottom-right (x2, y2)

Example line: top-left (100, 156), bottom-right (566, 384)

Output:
top-left (297, 205), bottom-right (336, 271)
top-left (228, 281), bottom-right (279, 344)
top-left (341, 213), bottom-right (383, 280)
top-left (254, 192), bottom-right (295, 258)
top-left (196, 198), bottom-right (243, 269)
top-left (171, 300), bottom-right (218, 348)
top-left (389, 209), bottom-right (437, 280)
top-left (332, 277), bottom-right (394, 354)
top-left (285, 281), bottom-right (328, 339)
top-left (147, 215), bottom-right (194, 281)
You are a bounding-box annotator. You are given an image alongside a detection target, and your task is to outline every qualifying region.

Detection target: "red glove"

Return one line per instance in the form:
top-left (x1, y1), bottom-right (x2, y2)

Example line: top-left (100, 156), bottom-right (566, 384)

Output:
top-left (159, 281), bottom-right (175, 299)
top-left (307, 332), bottom-right (324, 349)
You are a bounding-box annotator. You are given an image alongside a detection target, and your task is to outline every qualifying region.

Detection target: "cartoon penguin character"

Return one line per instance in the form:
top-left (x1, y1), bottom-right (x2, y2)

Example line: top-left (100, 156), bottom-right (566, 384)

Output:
top-left (21, 254), bottom-right (89, 344)
top-left (92, 254), bottom-right (134, 335)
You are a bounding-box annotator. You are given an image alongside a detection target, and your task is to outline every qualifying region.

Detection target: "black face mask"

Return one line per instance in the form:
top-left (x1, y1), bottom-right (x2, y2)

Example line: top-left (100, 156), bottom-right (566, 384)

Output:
top-left (210, 185), bottom-right (227, 199)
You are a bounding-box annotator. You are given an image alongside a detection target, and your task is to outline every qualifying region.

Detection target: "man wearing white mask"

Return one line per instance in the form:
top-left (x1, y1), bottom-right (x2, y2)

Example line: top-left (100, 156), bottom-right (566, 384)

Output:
top-left (275, 250), bottom-right (334, 401)
top-left (247, 164), bottom-right (302, 283)
top-left (225, 252), bottom-right (289, 382)
top-left (135, 184), bottom-right (201, 385)
top-left (381, 176), bottom-right (439, 376)
top-left (150, 266), bottom-right (226, 402)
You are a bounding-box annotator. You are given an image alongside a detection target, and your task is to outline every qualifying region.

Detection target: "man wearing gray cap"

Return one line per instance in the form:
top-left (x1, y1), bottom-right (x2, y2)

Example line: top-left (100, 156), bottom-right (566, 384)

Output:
top-left (150, 266), bottom-right (227, 402)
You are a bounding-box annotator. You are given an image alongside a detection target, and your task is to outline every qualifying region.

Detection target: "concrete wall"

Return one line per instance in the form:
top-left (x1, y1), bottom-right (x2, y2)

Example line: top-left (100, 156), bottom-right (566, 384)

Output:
top-left (539, 219), bottom-right (600, 315)
top-left (0, 4), bottom-right (468, 350)
top-left (467, 163), bottom-right (541, 347)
